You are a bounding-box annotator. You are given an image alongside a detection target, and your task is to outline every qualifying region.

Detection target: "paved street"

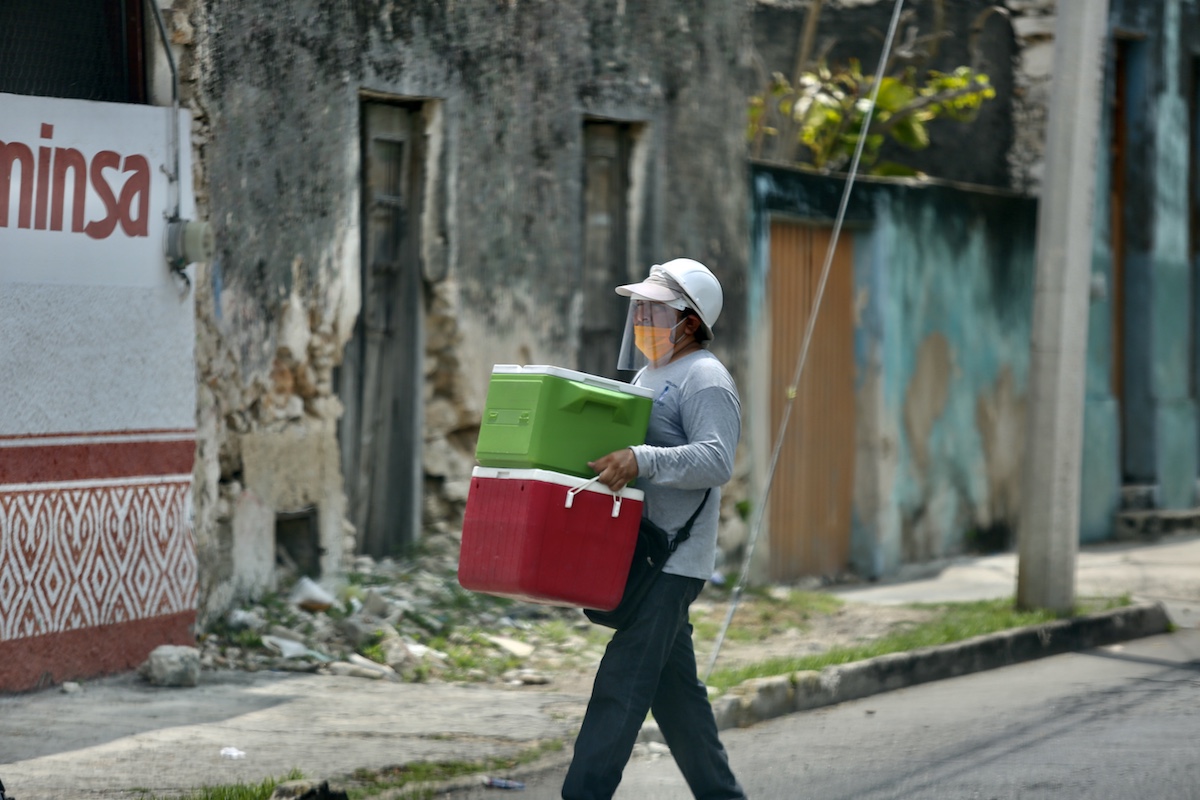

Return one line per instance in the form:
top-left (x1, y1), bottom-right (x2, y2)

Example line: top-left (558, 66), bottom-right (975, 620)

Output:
top-left (1, 534), bottom-right (1197, 799)
top-left (454, 630), bottom-right (1200, 799)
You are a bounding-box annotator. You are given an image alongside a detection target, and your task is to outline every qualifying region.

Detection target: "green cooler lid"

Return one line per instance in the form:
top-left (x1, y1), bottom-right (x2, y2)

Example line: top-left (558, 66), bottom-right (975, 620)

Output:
top-left (491, 364), bottom-right (654, 399)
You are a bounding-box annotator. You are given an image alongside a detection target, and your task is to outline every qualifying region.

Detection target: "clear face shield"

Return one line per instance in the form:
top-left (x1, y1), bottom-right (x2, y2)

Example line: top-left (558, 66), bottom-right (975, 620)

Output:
top-left (616, 298), bottom-right (688, 373)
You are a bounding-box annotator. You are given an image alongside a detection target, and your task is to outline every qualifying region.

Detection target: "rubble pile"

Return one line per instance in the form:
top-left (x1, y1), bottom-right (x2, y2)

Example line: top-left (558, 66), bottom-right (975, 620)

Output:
top-left (199, 542), bottom-right (606, 686)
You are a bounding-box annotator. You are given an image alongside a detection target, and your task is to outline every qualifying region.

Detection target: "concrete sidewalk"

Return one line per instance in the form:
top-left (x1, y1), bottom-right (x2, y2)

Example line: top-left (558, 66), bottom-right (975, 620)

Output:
top-left (829, 531), bottom-right (1200, 628)
top-left (1, 533), bottom-right (1197, 800)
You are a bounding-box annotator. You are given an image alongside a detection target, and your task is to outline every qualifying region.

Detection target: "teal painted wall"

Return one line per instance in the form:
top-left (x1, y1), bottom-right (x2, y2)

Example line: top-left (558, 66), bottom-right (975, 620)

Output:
top-left (751, 166), bottom-right (1037, 576)
top-left (1149, 2), bottom-right (1198, 510)
top-left (748, 0), bottom-right (1200, 578)
top-left (869, 187), bottom-right (1036, 571)
top-left (1079, 399), bottom-right (1120, 544)
top-left (1085, 1), bottom-right (1198, 519)
top-left (1080, 25), bottom-right (1121, 543)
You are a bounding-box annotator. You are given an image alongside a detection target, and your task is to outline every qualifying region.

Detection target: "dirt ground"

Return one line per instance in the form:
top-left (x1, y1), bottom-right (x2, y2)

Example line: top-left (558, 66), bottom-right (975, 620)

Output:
top-left (516, 588), bottom-right (937, 698)
top-left (692, 596), bottom-right (936, 671)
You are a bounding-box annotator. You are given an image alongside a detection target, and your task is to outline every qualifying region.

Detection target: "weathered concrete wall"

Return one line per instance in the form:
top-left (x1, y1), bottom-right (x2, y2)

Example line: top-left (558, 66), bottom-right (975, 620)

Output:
top-left (755, 1), bottom-right (1200, 562)
top-left (1142, 0), bottom-right (1198, 513)
top-left (183, 0), bottom-right (752, 620)
top-left (1003, 0), bottom-right (1056, 194)
top-left (1076, 0), bottom-right (1121, 543)
top-left (1077, 0), bottom-right (1200, 541)
top-left (751, 165), bottom-right (1037, 576)
top-left (751, 0), bottom-right (1020, 189)
top-left (870, 184), bottom-right (1036, 571)
top-left (171, 0), bottom-right (1200, 595)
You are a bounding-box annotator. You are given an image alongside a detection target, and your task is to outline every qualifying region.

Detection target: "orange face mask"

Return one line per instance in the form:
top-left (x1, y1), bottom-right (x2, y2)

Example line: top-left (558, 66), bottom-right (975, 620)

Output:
top-left (633, 318), bottom-right (685, 365)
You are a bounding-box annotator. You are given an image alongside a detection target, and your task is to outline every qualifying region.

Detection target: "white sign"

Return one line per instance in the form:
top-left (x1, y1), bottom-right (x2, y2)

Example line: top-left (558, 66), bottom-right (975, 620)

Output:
top-left (0, 92), bottom-right (194, 288)
top-left (0, 93), bottom-right (197, 437)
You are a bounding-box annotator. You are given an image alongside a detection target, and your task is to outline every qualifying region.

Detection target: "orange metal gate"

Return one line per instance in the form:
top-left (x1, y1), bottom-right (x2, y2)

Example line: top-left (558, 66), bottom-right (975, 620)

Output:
top-left (767, 220), bottom-right (856, 580)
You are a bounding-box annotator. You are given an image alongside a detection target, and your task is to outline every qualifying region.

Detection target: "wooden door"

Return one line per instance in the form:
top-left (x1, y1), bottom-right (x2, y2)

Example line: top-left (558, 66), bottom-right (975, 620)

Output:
top-left (767, 220), bottom-right (855, 580)
top-left (339, 102), bottom-right (424, 557)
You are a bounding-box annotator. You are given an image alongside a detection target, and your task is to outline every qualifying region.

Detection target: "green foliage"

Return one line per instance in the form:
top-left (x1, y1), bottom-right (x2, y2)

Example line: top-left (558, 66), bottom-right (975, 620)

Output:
top-left (434, 629), bottom-right (523, 679)
top-left (346, 571), bottom-right (393, 587)
top-left (537, 619), bottom-right (574, 646)
top-left (359, 629), bottom-right (390, 664)
top-left (749, 59), bottom-right (996, 175)
top-left (782, 588), bottom-right (845, 617)
top-left (230, 629), bottom-right (263, 650)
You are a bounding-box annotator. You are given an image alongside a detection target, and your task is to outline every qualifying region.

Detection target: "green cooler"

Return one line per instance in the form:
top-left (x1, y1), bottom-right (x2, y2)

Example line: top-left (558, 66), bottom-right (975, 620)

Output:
top-left (475, 365), bottom-right (654, 478)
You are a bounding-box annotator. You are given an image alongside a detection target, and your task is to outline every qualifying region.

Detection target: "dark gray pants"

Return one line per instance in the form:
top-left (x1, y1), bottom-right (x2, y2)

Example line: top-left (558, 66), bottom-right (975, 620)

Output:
top-left (562, 572), bottom-right (746, 800)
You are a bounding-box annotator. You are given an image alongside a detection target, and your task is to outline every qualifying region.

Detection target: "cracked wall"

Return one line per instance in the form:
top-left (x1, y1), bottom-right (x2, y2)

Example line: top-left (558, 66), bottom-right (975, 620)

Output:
top-left (879, 186), bottom-right (1038, 570)
top-left (178, 0), bottom-right (752, 623)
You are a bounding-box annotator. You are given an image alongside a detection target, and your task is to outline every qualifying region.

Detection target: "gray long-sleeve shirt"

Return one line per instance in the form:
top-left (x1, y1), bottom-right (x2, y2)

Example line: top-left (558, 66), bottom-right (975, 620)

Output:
top-left (629, 350), bottom-right (741, 580)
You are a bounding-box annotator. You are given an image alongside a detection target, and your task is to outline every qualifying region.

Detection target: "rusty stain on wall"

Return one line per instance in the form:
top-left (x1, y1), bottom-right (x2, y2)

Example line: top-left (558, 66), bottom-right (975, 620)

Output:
top-left (975, 367), bottom-right (1026, 542)
top-left (903, 332), bottom-right (953, 474)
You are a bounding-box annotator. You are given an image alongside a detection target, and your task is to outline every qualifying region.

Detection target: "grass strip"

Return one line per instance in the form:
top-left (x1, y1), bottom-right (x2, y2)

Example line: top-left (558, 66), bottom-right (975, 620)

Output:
top-left (705, 595), bottom-right (1131, 693)
top-left (349, 739), bottom-right (564, 798)
top-left (133, 739), bottom-right (563, 800)
top-left (135, 770), bottom-right (304, 800)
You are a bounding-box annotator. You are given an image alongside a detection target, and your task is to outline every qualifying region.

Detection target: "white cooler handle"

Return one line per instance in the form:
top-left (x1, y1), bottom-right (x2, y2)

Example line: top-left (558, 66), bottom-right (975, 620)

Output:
top-left (565, 476), bottom-right (623, 518)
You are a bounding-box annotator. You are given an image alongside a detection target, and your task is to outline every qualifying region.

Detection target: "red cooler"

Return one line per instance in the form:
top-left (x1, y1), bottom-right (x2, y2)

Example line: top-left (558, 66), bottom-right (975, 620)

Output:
top-left (458, 467), bottom-right (644, 610)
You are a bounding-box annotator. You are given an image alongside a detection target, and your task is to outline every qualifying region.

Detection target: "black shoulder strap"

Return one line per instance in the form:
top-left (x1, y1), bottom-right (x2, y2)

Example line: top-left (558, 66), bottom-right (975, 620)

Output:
top-left (667, 488), bottom-right (712, 553)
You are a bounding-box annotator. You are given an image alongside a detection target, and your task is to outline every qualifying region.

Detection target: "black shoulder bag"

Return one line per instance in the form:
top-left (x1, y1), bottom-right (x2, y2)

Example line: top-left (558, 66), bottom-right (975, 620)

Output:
top-left (584, 489), bottom-right (711, 630)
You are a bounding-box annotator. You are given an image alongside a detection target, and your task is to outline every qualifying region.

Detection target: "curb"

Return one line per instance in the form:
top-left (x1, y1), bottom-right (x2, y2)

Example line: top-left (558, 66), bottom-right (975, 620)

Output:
top-left (410, 603), bottom-right (1171, 794)
top-left (640, 600), bottom-right (1171, 741)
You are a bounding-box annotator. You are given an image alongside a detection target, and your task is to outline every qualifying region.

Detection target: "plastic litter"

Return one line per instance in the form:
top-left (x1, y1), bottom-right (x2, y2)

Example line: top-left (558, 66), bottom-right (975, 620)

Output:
top-left (261, 635), bottom-right (310, 659)
top-left (290, 577), bottom-right (337, 612)
top-left (220, 747), bottom-right (246, 760)
top-left (227, 608), bottom-right (267, 631)
top-left (482, 777), bottom-right (525, 790)
top-left (406, 643), bottom-right (448, 661)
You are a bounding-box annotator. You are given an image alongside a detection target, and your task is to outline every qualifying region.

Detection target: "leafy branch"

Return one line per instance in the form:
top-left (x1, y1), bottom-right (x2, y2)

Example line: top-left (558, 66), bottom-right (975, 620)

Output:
top-left (748, 1), bottom-right (1005, 177)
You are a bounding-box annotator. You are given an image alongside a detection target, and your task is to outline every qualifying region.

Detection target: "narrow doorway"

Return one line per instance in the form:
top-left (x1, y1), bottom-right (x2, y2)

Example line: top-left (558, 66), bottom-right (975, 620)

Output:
top-left (1111, 39), bottom-right (1130, 478)
top-left (581, 120), bottom-right (638, 380)
top-left (1111, 37), bottom-right (1153, 487)
top-left (766, 220), bottom-right (856, 580)
top-left (1191, 54), bottom-right (1200, 475)
top-left (338, 100), bottom-right (425, 558)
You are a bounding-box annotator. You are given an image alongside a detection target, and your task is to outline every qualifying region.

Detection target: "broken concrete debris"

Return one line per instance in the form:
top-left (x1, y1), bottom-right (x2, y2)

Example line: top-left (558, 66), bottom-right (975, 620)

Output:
top-left (199, 547), bottom-right (594, 685)
top-left (139, 645), bottom-right (202, 687)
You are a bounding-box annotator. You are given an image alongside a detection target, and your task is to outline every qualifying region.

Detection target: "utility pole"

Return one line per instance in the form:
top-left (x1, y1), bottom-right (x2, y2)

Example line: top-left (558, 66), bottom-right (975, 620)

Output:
top-left (1017, 0), bottom-right (1110, 613)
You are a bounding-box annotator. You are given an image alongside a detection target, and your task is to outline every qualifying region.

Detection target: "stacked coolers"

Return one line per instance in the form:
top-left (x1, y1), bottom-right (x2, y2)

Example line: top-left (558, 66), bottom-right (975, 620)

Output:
top-left (458, 365), bottom-right (654, 610)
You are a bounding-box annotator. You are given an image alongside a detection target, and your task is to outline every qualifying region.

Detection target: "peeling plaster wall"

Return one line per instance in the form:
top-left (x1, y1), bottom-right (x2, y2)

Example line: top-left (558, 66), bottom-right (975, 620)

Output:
top-left (1077, 0), bottom-right (1200, 541)
top-left (1005, 0), bottom-right (1057, 194)
top-left (780, 0), bottom-right (1200, 523)
top-left (752, 166), bottom-right (1037, 576)
top-left (182, 1), bottom-right (751, 622)
top-left (753, 1), bottom-right (1200, 566)
top-left (1143, 0), bottom-right (1198, 512)
top-left (871, 185), bottom-right (1037, 571)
